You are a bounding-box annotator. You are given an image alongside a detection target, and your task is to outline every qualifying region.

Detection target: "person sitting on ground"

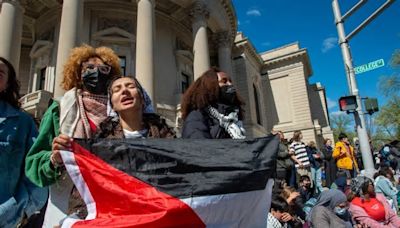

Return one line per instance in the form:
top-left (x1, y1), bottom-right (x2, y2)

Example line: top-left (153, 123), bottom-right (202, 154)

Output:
top-left (309, 189), bottom-right (353, 228)
top-left (181, 67), bottom-right (245, 139)
top-left (273, 179), bottom-right (288, 196)
top-left (297, 175), bottom-right (315, 203)
top-left (374, 166), bottom-right (399, 213)
top-left (95, 76), bottom-right (175, 139)
top-left (268, 195), bottom-right (297, 228)
top-left (331, 170), bottom-right (352, 194)
top-left (348, 176), bottom-right (400, 228)
top-left (281, 186), bottom-right (306, 225)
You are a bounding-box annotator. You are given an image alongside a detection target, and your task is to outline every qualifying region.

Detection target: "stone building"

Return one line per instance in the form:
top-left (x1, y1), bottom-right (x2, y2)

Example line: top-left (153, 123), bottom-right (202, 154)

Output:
top-left (0, 0), bottom-right (333, 145)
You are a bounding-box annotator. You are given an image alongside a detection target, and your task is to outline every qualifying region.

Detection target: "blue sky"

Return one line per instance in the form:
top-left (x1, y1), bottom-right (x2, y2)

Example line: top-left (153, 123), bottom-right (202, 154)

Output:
top-left (232, 0), bottom-right (400, 116)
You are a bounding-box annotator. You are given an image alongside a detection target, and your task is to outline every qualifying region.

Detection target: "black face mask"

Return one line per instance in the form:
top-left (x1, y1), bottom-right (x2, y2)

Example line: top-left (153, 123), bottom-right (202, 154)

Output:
top-left (82, 68), bottom-right (110, 95)
top-left (219, 85), bottom-right (237, 105)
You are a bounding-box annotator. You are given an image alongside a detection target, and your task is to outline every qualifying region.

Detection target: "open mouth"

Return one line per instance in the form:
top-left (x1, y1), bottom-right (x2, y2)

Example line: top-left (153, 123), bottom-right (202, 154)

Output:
top-left (121, 96), bottom-right (134, 104)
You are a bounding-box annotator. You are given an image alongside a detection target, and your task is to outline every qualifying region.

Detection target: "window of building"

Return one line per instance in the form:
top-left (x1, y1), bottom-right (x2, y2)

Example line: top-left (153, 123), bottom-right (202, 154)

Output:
top-left (119, 56), bottom-right (126, 76)
top-left (253, 84), bottom-right (262, 125)
top-left (38, 67), bottom-right (46, 90)
top-left (181, 72), bottom-right (190, 94)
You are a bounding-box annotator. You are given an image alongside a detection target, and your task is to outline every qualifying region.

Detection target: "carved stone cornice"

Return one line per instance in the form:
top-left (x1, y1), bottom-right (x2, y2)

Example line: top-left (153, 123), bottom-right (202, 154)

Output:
top-left (189, 0), bottom-right (209, 24)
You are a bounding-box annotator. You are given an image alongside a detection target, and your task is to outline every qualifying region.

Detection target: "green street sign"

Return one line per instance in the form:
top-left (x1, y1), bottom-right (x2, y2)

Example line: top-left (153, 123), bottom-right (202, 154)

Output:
top-left (354, 59), bottom-right (385, 75)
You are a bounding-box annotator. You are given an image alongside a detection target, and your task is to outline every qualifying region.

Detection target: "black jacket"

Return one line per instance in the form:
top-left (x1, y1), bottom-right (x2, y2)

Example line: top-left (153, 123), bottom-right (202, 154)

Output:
top-left (182, 104), bottom-right (239, 139)
top-left (276, 142), bottom-right (293, 171)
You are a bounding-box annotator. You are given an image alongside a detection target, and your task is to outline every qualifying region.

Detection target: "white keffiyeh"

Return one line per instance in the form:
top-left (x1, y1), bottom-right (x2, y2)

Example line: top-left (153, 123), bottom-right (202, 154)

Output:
top-left (206, 106), bottom-right (246, 139)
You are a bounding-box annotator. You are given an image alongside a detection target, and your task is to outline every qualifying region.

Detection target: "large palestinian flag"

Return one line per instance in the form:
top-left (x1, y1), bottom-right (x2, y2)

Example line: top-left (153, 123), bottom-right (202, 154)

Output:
top-left (60, 136), bottom-right (279, 228)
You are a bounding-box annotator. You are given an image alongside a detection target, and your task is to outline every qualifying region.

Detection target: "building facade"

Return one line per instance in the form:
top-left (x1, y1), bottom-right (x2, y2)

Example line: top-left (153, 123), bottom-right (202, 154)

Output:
top-left (0, 0), bottom-right (333, 145)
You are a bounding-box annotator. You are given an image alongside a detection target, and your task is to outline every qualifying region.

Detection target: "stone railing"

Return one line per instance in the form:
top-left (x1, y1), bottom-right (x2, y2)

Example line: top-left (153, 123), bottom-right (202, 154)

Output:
top-left (20, 90), bottom-right (53, 118)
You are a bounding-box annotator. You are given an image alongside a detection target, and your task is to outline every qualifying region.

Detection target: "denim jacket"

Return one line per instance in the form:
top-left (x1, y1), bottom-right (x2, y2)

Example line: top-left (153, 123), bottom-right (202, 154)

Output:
top-left (0, 101), bottom-right (48, 227)
top-left (374, 175), bottom-right (399, 212)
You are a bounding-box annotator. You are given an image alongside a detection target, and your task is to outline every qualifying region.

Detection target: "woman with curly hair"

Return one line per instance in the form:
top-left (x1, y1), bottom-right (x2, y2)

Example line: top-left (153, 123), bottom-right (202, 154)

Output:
top-left (95, 76), bottom-right (175, 139)
top-left (24, 45), bottom-right (121, 227)
top-left (181, 67), bottom-right (246, 139)
top-left (0, 57), bottom-right (48, 227)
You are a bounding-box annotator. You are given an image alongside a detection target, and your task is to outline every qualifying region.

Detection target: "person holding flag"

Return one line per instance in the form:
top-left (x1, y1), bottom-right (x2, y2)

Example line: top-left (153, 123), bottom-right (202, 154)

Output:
top-left (181, 67), bottom-right (246, 139)
top-left (25, 45), bottom-right (121, 227)
top-left (95, 75), bottom-right (175, 139)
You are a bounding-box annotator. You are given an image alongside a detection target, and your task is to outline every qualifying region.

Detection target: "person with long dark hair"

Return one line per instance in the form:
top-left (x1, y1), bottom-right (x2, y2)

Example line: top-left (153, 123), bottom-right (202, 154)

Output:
top-left (181, 67), bottom-right (245, 139)
top-left (0, 57), bottom-right (48, 227)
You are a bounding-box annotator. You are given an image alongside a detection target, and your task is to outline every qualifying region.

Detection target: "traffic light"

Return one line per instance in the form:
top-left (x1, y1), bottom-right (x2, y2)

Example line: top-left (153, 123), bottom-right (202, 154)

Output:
top-left (339, 95), bottom-right (358, 112)
top-left (364, 98), bottom-right (379, 114)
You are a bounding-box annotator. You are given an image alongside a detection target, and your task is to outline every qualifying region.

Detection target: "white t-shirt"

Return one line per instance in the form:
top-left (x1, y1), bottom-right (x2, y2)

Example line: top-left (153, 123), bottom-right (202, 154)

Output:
top-left (123, 128), bottom-right (148, 139)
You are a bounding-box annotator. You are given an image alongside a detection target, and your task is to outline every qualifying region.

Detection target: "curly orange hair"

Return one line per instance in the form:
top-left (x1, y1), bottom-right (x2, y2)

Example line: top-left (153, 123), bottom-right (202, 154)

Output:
top-left (61, 44), bottom-right (121, 90)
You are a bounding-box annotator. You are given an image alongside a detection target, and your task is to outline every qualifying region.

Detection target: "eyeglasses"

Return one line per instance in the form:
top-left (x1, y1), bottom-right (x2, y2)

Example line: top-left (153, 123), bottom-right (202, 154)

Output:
top-left (82, 63), bottom-right (111, 74)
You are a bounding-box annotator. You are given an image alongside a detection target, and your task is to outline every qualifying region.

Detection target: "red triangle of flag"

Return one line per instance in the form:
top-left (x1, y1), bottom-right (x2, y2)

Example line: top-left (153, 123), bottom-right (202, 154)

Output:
top-left (69, 142), bottom-right (205, 228)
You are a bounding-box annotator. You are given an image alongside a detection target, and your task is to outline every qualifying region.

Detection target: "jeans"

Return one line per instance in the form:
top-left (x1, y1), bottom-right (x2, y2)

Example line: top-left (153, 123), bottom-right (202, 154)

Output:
top-left (289, 165), bottom-right (297, 187)
top-left (311, 167), bottom-right (324, 194)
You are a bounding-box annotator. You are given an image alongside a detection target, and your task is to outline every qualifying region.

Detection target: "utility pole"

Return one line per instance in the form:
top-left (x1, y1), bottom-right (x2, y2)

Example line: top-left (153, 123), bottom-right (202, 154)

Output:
top-left (332, 0), bottom-right (396, 177)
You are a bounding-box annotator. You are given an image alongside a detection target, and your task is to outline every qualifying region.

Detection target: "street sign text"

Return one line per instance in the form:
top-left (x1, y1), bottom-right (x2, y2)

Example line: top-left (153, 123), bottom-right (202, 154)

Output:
top-left (354, 59), bottom-right (385, 74)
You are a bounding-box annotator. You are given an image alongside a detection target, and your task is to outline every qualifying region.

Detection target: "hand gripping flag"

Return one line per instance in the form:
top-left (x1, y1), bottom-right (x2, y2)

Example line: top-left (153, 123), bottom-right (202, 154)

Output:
top-left (59, 135), bottom-right (279, 228)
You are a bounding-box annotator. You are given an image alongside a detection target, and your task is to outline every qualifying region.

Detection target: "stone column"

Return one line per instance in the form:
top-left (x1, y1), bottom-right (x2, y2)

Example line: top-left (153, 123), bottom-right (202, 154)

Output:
top-left (54, 0), bottom-right (83, 98)
top-left (0, 0), bottom-right (24, 74)
top-left (190, 1), bottom-right (210, 80)
top-left (135, 0), bottom-right (155, 102)
top-left (217, 31), bottom-right (233, 78)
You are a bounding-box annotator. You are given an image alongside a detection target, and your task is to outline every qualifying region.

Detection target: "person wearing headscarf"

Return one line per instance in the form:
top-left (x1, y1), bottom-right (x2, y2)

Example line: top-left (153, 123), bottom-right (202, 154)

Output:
top-left (95, 76), bottom-right (175, 139)
top-left (25, 45), bottom-right (121, 227)
top-left (309, 189), bottom-right (353, 228)
top-left (181, 67), bottom-right (246, 139)
top-left (0, 57), bottom-right (48, 227)
top-left (349, 176), bottom-right (400, 228)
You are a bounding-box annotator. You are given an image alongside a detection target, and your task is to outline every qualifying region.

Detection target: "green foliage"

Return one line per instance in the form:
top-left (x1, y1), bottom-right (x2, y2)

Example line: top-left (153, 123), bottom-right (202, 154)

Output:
top-left (375, 95), bottom-right (400, 139)
top-left (330, 113), bottom-right (356, 142)
top-left (375, 49), bottom-right (400, 141)
top-left (390, 49), bottom-right (400, 68)
top-left (370, 126), bottom-right (396, 149)
top-left (378, 74), bottom-right (400, 97)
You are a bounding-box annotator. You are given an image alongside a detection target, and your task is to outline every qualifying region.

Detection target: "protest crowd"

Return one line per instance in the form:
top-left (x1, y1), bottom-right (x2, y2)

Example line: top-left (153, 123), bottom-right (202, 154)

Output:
top-left (270, 130), bottom-right (400, 228)
top-left (1, 45), bottom-right (400, 228)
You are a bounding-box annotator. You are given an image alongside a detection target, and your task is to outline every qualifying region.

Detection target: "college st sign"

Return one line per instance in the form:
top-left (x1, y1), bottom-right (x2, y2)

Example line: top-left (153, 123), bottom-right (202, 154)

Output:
top-left (354, 59), bottom-right (385, 75)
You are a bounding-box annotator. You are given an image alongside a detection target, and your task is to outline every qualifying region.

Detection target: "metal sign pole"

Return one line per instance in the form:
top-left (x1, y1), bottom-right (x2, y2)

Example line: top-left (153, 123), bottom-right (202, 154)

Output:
top-left (332, 0), bottom-right (376, 177)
